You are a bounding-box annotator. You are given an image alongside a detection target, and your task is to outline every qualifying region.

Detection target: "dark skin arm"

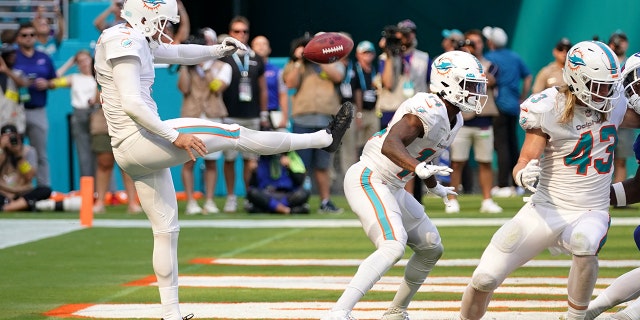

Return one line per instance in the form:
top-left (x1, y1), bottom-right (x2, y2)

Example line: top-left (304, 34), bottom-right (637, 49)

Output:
top-left (611, 165), bottom-right (640, 205)
top-left (381, 113), bottom-right (437, 188)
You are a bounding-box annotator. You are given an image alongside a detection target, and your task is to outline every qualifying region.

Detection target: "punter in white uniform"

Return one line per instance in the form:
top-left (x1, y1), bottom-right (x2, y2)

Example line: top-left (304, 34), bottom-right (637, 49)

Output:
top-left (460, 41), bottom-right (626, 320)
top-left (322, 50), bottom-right (488, 320)
top-left (585, 52), bottom-right (640, 320)
top-left (94, 1), bottom-right (352, 319)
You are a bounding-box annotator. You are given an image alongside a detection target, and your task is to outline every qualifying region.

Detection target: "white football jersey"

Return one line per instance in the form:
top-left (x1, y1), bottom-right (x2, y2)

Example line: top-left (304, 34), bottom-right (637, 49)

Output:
top-left (519, 87), bottom-right (627, 211)
top-left (94, 23), bottom-right (158, 147)
top-left (360, 92), bottom-right (463, 188)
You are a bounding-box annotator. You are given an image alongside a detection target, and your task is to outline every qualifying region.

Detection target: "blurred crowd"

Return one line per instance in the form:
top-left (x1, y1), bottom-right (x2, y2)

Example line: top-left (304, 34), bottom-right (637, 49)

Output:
top-left (0, 0), bottom-right (633, 215)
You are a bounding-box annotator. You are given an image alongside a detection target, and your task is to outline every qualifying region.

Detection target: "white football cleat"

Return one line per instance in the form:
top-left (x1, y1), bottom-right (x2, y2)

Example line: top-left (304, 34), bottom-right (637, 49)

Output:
top-left (381, 307), bottom-right (410, 320)
top-left (321, 310), bottom-right (357, 320)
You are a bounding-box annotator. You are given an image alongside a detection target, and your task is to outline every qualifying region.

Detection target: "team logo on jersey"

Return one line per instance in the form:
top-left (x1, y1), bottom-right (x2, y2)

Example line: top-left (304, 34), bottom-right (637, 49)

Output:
top-left (434, 57), bottom-right (454, 75)
top-left (143, 0), bottom-right (166, 10)
top-left (567, 48), bottom-right (586, 71)
top-left (121, 38), bottom-right (133, 48)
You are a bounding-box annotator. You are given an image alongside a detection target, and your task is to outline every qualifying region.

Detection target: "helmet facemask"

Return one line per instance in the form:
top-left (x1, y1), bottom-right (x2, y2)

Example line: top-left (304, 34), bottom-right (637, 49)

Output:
top-left (623, 67), bottom-right (640, 112)
top-left (449, 76), bottom-right (488, 113)
top-left (569, 72), bottom-right (619, 112)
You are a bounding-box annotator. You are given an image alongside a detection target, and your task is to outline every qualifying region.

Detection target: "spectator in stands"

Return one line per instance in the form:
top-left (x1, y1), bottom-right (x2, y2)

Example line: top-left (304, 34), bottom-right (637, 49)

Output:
top-left (337, 33), bottom-right (359, 176)
top-left (219, 16), bottom-right (268, 213)
top-left (283, 34), bottom-right (345, 214)
top-left (446, 29), bottom-right (502, 214)
top-left (0, 124), bottom-right (51, 212)
top-left (482, 26), bottom-right (532, 197)
top-left (13, 22), bottom-right (56, 187)
top-left (0, 43), bottom-right (28, 133)
top-left (352, 40), bottom-right (378, 155)
top-left (33, 4), bottom-right (64, 57)
top-left (532, 37), bottom-right (571, 94)
top-left (246, 151), bottom-right (310, 214)
top-left (93, 0), bottom-right (125, 32)
top-left (608, 30), bottom-right (633, 192)
top-left (178, 28), bottom-right (230, 215)
top-left (89, 98), bottom-right (141, 214)
top-left (53, 50), bottom-right (97, 179)
top-left (441, 28), bottom-right (464, 53)
top-left (162, 0), bottom-right (190, 45)
top-left (251, 35), bottom-right (289, 130)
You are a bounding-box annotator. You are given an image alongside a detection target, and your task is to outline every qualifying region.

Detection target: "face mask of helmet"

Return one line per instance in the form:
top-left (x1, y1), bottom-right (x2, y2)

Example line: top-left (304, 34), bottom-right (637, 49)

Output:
top-left (623, 67), bottom-right (640, 112)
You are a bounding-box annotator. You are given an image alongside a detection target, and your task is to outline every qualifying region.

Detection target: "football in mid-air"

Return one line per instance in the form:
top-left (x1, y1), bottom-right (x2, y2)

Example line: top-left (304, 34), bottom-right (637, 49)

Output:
top-left (303, 32), bottom-right (354, 64)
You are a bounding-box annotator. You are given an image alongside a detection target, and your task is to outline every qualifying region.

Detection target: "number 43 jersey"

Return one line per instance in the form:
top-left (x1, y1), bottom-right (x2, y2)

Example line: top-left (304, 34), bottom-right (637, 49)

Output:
top-left (519, 87), bottom-right (627, 211)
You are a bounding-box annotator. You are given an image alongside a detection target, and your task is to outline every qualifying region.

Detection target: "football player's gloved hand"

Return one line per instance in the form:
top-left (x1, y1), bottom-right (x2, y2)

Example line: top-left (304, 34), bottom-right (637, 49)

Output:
top-left (427, 183), bottom-right (457, 206)
top-left (414, 162), bottom-right (453, 180)
top-left (515, 159), bottom-right (542, 192)
top-left (211, 37), bottom-right (247, 58)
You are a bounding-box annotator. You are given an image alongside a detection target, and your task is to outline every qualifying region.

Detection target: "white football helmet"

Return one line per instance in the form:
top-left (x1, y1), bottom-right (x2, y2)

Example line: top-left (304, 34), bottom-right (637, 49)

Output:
top-left (622, 52), bottom-right (640, 113)
top-left (430, 51), bottom-right (488, 113)
top-left (563, 41), bottom-right (621, 112)
top-left (121, 0), bottom-right (180, 46)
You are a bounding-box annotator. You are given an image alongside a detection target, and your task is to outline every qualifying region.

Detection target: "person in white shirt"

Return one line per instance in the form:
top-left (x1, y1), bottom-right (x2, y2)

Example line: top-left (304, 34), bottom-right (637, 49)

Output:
top-left (93, 1), bottom-right (352, 319)
top-left (322, 50), bottom-right (487, 320)
top-left (460, 41), bottom-right (626, 320)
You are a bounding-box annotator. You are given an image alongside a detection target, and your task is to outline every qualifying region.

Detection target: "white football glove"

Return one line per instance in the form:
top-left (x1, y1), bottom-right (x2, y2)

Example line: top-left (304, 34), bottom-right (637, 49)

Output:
top-left (427, 183), bottom-right (457, 206)
top-left (211, 37), bottom-right (248, 58)
top-left (414, 162), bottom-right (453, 180)
top-left (515, 159), bottom-right (542, 192)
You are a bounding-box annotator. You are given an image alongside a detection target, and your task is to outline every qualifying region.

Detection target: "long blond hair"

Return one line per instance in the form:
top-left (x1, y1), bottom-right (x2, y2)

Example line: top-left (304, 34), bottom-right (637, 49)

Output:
top-left (557, 85), bottom-right (609, 124)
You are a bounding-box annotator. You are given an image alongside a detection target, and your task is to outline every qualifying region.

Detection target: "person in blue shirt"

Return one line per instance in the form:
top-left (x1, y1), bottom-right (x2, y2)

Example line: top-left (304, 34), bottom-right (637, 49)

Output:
top-left (482, 26), bottom-right (532, 197)
top-left (13, 22), bottom-right (56, 187)
top-left (246, 151), bottom-right (310, 214)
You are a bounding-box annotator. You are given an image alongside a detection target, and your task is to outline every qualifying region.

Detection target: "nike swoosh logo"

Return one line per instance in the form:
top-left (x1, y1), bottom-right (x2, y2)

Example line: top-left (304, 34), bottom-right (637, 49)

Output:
top-left (521, 107), bottom-right (529, 112)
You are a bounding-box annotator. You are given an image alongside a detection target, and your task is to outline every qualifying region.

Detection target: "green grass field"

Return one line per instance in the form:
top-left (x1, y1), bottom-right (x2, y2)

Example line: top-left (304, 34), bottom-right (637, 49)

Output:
top-left (1, 195), bottom-right (639, 319)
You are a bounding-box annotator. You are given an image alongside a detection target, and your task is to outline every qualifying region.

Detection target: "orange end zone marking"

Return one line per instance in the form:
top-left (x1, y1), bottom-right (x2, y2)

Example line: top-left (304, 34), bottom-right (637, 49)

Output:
top-left (44, 303), bottom-right (94, 318)
top-left (123, 275), bottom-right (157, 286)
top-left (190, 257), bottom-right (215, 264)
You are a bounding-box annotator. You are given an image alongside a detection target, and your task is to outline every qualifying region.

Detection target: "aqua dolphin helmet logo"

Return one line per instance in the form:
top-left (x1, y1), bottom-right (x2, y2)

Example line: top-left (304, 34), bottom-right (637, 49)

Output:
top-left (142, 0), bottom-right (166, 10)
top-left (568, 48), bottom-right (586, 71)
top-left (435, 58), bottom-right (455, 75)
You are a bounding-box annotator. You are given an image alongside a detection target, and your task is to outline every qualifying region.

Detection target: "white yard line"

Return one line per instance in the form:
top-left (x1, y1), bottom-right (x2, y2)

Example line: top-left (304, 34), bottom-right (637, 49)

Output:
top-left (52, 301), bottom-right (620, 319)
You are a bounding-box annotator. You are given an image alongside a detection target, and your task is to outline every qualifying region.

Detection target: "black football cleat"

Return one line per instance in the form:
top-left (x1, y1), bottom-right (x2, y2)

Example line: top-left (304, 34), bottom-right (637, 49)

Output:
top-left (161, 314), bottom-right (194, 320)
top-left (322, 102), bottom-right (354, 153)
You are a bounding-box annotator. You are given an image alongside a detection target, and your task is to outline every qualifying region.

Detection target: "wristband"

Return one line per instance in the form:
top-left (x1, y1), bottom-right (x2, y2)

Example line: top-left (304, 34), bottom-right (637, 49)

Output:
top-left (260, 111), bottom-right (269, 122)
top-left (18, 160), bottom-right (31, 174)
top-left (612, 182), bottom-right (626, 207)
top-left (208, 79), bottom-right (223, 92)
top-left (51, 77), bottom-right (69, 88)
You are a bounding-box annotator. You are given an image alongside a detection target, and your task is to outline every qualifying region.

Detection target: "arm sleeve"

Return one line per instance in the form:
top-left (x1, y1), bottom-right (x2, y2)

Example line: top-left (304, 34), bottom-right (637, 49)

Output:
top-left (112, 56), bottom-right (179, 142)
top-left (153, 44), bottom-right (217, 65)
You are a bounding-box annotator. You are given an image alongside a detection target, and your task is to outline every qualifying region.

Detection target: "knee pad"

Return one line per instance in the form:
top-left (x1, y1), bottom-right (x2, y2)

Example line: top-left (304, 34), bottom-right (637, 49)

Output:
top-left (471, 271), bottom-right (501, 292)
top-left (570, 230), bottom-right (592, 254)
top-left (414, 242), bottom-right (444, 263)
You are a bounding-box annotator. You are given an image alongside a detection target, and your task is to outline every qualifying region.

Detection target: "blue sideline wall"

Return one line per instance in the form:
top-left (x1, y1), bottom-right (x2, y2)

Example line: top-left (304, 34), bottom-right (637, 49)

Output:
top-left (46, 0), bottom-right (640, 193)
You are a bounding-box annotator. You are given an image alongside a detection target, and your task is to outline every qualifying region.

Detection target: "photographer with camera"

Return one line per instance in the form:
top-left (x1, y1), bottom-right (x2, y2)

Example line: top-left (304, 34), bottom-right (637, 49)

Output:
top-left (0, 124), bottom-right (51, 212)
top-left (376, 19), bottom-right (430, 129)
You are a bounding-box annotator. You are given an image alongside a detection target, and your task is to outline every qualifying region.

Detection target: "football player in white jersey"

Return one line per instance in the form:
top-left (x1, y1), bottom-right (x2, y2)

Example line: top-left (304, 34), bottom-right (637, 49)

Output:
top-left (322, 50), bottom-right (488, 320)
top-left (585, 52), bottom-right (640, 320)
top-left (460, 41), bottom-right (626, 320)
top-left (93, 1), bottom-right (353, 319)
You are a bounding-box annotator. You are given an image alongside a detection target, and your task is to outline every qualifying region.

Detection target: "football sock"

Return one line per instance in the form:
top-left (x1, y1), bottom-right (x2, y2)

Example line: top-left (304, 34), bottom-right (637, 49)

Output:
top-left (332, 240), bottom-right (404, 311)
top-left (237, 127), bottom-right (331, 154)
